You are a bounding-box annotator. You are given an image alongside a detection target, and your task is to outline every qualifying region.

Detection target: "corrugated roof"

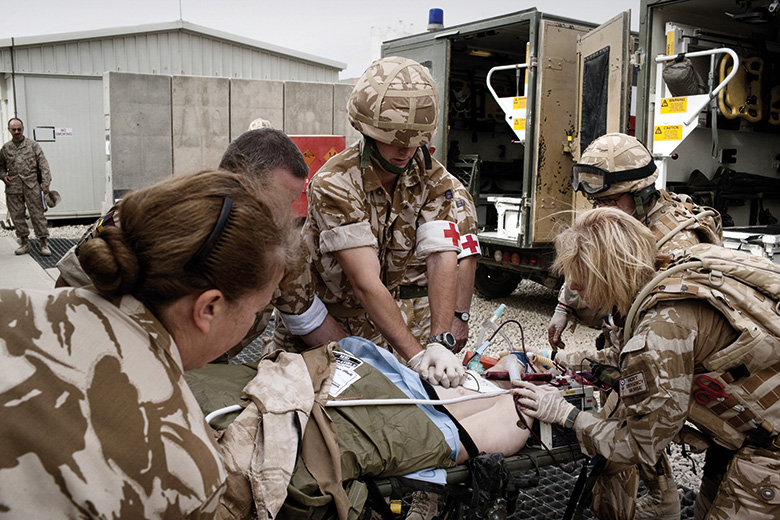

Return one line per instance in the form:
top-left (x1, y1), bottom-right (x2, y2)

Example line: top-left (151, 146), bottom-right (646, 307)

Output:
top-left (0, 20), bottom-right (345, 71)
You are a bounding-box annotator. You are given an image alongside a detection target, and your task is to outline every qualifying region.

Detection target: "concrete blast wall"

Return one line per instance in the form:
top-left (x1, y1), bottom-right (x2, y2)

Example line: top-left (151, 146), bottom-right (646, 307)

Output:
top-left (105, 72), bottom-right (360, 207)
top-left (105, 73), bottom-right (173, 201)
top-left (172, 76), bottom-right (230, 175)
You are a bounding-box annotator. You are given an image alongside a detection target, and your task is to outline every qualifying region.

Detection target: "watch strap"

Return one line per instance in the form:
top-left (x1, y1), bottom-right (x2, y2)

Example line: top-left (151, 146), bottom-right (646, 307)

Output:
top-left (564, 407), bottom-right (580, 429)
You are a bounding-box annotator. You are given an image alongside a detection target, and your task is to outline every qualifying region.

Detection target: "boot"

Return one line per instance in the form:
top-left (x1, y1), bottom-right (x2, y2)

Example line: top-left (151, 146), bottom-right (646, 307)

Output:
top-left (39, 237), bottom-right (51, 257)
top-left (635, 481), bottom-right (681, 520)
top-left (14, 237), bottom-right (31, 255)
top-left (406, 491), bottom-right (438, 520)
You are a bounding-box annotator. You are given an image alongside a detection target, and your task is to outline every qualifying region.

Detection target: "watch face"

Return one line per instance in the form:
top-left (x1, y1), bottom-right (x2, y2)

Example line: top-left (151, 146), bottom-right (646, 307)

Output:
top-left (457, 312), bottom-right (470, 322)
top-left (430, 332), bottom-right (456, 349)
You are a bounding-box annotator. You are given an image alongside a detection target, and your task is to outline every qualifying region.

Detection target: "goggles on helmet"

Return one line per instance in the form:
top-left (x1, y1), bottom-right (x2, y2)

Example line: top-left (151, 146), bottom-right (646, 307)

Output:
top-left (571, 161), bottom-right (657, 195)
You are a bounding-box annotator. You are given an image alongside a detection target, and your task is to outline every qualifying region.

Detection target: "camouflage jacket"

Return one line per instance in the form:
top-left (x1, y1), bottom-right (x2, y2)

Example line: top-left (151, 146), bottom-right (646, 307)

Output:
top-left (0, 288), bottom-right (226, 518)
top-left (576, 298), bottom-right (736, 466)
top-left (402, 177), bottom-right (480, 286)
top-left (302, 139), bottom-right (460, 313)
top-left (0, 137), bottom-right (52, 193)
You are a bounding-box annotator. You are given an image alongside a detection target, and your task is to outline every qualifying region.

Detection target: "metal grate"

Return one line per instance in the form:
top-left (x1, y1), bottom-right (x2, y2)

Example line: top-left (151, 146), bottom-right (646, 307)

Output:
top-left (29, 238), bottom-right (78, 270)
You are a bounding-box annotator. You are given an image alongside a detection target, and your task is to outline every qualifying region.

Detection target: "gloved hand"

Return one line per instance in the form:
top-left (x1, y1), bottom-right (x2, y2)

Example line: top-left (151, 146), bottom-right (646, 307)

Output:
top-left (547, 304), bottom-right (575, 349)
top-left (512, 381), bottom-right (577, 426)
top-left (408, 343), bottom-right (466, 388)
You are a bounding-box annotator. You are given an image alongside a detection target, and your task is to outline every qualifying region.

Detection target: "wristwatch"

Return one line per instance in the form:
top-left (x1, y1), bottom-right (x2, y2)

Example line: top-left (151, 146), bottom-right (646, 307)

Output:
top-left (454, 311), bottom-right (470, 323)
top-left (428, 332), bottom-right (456, 350)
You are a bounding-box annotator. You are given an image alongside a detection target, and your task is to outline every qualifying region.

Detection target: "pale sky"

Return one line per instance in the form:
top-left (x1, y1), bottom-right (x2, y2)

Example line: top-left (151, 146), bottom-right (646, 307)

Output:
top-left (0, 0), bottom-right (640, 79)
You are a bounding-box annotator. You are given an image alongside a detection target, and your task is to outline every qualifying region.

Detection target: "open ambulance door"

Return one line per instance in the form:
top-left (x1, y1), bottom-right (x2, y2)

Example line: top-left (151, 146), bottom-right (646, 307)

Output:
top-left (381, 37), bottom-right (452, 165)
top-left (572, 11), bottom-right (633, 210)
top-left (527, 19), bottom-right (591, 246)
top-left (575, 11), bottom-right (633, 157)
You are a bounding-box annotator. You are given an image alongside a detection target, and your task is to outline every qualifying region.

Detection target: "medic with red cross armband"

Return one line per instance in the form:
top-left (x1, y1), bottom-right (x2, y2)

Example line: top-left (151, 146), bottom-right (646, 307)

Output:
top-left (286, 56), bottom-right (466, 388)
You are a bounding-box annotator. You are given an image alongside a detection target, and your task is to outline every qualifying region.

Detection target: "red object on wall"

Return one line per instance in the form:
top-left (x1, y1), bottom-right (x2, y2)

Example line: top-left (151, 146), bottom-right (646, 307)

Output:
top-left (289, 135), bottom-right (346, 217)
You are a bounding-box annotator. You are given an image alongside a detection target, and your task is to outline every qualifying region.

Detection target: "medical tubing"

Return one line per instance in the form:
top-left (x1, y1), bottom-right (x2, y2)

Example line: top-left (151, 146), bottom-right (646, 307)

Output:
top-left (324, 389), bottom-right (509, 407)
top-left (205, 390), bottom-right (512, 425)
top-left (656, 210), bottom-right (717, 249)
top-left (624, 261), bottom-right (702, 337)
top-left (205, 404), bottom-right (244, 424)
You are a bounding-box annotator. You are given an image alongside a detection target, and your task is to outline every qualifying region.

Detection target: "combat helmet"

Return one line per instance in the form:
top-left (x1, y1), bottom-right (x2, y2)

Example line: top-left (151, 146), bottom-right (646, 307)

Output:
top-left (572, 133), bottom-right (659, 216)
top-left (348, 57), bottom-right (440, 174)
top-left (348, 56), bottom-right (439, 148)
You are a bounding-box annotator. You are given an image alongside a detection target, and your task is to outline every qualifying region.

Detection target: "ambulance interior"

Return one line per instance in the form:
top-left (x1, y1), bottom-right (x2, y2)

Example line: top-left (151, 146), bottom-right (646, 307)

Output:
top-left (646, 0), bottom-right (780, 229)
top-left (444, 23), bottom-right (531, 232)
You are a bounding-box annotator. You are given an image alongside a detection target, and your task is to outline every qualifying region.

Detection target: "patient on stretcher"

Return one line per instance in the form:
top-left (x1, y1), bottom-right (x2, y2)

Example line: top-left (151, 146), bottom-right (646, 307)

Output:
top-left (185, 336), bottom-right (533, 520)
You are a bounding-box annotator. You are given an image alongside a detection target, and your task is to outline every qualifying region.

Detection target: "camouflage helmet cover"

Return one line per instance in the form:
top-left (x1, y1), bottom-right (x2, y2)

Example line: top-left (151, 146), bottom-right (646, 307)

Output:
top-left (580, 133), bottom-right (658, 197)
top-left (347, 56), bottom-right (439, 148)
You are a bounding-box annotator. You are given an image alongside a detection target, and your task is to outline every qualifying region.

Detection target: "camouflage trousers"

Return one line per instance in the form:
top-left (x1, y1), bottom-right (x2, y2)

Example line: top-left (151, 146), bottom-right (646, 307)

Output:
top-left (694, 445), bottom-right (780, 520)
top-left (588, 391), bottom-right (676, 520)
top-left (6, 184), bottom-right (48, 239)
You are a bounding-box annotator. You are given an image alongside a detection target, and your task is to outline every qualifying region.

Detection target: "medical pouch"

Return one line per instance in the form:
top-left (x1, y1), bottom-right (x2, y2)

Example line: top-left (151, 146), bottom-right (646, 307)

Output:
top-left (627, 243), bottom-right (780, 451)
top-left (703, 445), bottom-right (780, 519)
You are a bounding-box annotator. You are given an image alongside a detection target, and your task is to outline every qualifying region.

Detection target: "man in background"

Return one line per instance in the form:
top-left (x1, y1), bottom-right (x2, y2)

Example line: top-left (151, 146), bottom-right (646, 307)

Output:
top-left (0, 118), bottom-right (53, 256)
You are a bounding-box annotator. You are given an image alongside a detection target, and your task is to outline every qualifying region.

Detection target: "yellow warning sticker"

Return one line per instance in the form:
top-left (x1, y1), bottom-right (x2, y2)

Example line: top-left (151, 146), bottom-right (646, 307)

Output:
top-left (654, 125), bottom-right (682, 141)
top-left (513, 97), bottom-right (527, 110)
top-left (302, 149), bottom-right (316, 165)
top-left (666, 30), bottom-right (674, 57)
top-left (660, 97), bottom-right (687, 114)
top-left (514, 118), bottom-right (526, 131)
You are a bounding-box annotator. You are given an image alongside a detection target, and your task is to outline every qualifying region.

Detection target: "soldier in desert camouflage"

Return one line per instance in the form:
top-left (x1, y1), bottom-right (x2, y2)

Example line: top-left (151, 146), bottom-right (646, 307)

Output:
top-left (397, 178), bottom-right (480, 352)
top-left (516, 207), bottom-right (780, 520)
top-left (0, 171), bottom-right (299, 517)
top-left (55, 128), bottom-right (346, 359)
top-left (287, 56), bottom-right (467, 389)
top-left (545, 132), bottom-right (722, 520)
top-left (0, 118), bottom-right (54, 256)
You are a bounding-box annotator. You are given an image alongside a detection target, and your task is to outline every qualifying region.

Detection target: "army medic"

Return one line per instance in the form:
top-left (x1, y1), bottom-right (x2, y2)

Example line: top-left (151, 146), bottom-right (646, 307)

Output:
top-left (518, 208), bottom-right (780, 520)
top-left (297, 56), bottom-right (466, 388)
top-left (546, 132), bottom-right (722, 519)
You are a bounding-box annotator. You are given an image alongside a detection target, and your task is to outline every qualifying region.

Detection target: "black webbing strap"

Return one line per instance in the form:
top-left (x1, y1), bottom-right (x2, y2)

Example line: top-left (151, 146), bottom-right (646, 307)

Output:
top-left (562, 459), bottom-right (590, 520)
top-left (420, 378), bottom-right (481, 459)
top-left (363, 478), bottom-right (396, 520)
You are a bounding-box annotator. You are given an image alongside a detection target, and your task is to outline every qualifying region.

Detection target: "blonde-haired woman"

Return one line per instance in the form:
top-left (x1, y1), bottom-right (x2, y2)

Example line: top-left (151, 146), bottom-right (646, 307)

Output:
top-left (515, 207), bottom-right (780, 520)
top-left (0, 171), bottom-right (298, 517)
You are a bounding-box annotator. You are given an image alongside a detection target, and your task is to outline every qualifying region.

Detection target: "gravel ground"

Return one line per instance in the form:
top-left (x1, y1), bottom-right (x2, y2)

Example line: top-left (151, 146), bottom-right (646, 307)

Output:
top-left (14, 219), bottom-right (704, 495)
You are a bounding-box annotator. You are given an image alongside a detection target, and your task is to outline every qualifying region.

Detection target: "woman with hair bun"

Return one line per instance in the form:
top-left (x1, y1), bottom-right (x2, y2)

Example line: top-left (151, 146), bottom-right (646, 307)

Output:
top-left (0, 170), bottom-right (298, 518)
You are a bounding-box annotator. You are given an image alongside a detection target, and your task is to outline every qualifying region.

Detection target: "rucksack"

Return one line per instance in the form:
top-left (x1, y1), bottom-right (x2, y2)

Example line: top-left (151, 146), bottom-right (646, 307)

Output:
top-left (625, 243), bottom-right (780, 450)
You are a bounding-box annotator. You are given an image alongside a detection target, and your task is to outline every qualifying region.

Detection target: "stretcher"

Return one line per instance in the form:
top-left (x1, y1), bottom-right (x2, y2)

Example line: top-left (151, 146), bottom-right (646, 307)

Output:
top-left (364, 444), bottom-right (587, 520)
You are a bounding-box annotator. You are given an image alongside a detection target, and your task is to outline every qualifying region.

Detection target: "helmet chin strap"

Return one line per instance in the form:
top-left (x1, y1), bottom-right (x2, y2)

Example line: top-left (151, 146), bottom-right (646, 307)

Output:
top-left (630, 186), bottom-right (660, 224)
top-left (361, 136), bottom-right (429, 174)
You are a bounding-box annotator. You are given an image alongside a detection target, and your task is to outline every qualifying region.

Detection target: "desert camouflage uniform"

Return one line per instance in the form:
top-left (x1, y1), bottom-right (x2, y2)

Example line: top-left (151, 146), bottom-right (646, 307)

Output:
top-left (397, 179), bottom-right (479, 344)
top-left (559, 191), bottom-right (722, 519)
top-left (273, 139), bottom-right (460, 352)
top-left (0, 137), bottom-right (51, 240)
top-left (56, 206), bottom-right (316, 360)
top-left (575, 296), bottom-right (780, 519)
top-left (0, 287), bottom-right (226, 518)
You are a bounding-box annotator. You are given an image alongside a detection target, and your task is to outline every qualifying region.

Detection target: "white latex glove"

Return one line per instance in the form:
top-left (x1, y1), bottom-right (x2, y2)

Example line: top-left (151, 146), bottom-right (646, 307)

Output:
top-left (547, 308), bottom-right (572, 349)
top-left (512, 381), bottom-right (577, 426)
top-left (408, 343), bottom-right (466, 389)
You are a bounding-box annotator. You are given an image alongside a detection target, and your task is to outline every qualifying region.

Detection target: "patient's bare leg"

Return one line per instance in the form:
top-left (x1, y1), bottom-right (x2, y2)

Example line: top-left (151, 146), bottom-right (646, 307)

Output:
top-left (436, 386), bottom-right (532, 464)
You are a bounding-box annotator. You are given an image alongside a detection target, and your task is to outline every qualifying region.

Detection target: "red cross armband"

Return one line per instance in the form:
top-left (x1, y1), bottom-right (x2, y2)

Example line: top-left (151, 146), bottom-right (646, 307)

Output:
top-left (416, 221), bottom-right (462, 260)
top-left (457, 233), bottom-right (481, 259)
